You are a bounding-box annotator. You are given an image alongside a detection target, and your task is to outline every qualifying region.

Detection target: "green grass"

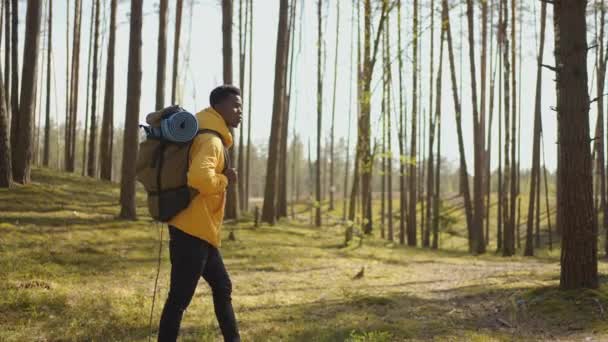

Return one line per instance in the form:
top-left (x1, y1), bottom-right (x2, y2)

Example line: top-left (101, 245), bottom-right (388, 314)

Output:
top-left (0, 168), bottom-right (606, 341)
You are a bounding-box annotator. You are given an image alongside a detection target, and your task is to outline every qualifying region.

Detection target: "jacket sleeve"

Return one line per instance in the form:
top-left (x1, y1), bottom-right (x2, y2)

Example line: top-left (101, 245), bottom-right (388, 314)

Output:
top-left (187, 135), bottom-right (228, 195)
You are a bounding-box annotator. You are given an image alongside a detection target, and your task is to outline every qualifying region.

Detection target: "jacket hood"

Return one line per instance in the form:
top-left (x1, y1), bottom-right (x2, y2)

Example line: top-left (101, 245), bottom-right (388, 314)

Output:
top-left (196, 107), bottom-right (233, 148)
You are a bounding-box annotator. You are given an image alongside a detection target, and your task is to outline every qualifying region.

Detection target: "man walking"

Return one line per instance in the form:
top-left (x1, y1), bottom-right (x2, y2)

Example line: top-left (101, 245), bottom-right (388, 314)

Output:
top-left (158, 85), bottom-right (242, 342)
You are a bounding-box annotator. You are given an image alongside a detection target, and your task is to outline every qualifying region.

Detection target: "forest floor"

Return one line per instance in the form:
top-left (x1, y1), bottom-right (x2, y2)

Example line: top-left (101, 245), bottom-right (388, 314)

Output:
top-left (1, 168), bottom-right (608, 342)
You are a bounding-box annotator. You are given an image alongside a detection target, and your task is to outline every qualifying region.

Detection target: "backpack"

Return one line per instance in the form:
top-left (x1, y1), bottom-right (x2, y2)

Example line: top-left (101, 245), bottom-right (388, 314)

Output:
top-left (135, 106), bottom-right (228, 222)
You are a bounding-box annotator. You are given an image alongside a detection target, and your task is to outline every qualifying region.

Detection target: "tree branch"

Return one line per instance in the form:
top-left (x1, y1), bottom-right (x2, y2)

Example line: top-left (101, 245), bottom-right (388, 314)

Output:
top-left (541, 64), bottom-right (558, 72)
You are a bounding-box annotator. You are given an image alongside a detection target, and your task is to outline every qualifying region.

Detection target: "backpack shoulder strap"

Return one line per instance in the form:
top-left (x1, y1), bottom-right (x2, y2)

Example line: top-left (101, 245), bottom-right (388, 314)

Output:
top-left (193, 129), bottom-right (230, 171)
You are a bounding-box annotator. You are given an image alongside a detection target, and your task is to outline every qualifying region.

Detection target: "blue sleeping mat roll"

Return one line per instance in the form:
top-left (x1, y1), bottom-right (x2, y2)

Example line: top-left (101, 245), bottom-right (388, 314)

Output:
top-left (159, 111), bottom-right (199, 143)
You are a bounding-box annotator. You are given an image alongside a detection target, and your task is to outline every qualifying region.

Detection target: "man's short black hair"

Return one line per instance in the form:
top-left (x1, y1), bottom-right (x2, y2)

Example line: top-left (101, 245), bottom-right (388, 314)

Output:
top-left (210, 85), bottom-right (241, 107)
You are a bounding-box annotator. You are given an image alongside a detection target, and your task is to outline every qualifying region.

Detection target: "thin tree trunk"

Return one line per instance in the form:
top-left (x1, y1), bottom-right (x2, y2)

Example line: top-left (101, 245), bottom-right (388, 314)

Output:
top-left (315, 0), bottom-right (322, 227)
top-left (508, 0), bottom-right (517, 255)
top-left (329, 0), bottom-right (339, 213)
top-left (397, 0), bottom-right (407, 245)
top-left (99, 0), bottom-right (116, 181)
top-left (244, 0), bottom-right (253, 211)
top-left (171, 0), bottom-right (183, 105)
top-left (155, 0), bottom-right (168, 110)
top-left (343, 0), bottom-right (356, 222)
top-left (485, 0), bottom-right (497, 246)
top-left (119, 0), bottom-right (143, 220)
top-left (502, 0), bottom-right (514, 257)
top-left (8, 0), bottom-right (17, 174)
top-left (12, 0), bottom-right (42, 184)
top-left (81, 0), bottom-right (94, 176)
top-left (237, 0), bottom-right (248, 211)
top-left (43, 0), bottom-right (52, 167)
top-left (443, 0), bottom-right (474, 247)
top-left (3, 0), bottom-right (8, 113)
top-left (261, 0), bottom-right (289, 224)
top-left (424, 0), bottom-right (435, 249)
top-left (432, 34), bottom-right (443, 249)
top-left (67, 0), bottom-right (82, 173)
top-left (0, 63), bottom-right (10, 187)
top-left (386, 14), bottom-right (393, 243)
top-left (407, 0), bottom-right (419, 247)
top-left (277, 0), bottom-right (296, 220)
top-left (524, 1), bottom-right (546, 257)
top-left (465, 0), bottom-right (485, 254)
top-left (222, 0), bottom-right (238, 219)
top-left (360, 0), bottom-right (388, 235)
top-left (87, 0), bottom-right (100, 177)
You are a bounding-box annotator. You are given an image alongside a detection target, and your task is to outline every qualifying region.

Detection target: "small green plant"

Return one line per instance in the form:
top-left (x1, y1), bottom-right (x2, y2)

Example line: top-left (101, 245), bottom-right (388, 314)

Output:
top-left (346, 330), bottom-right (394, 342)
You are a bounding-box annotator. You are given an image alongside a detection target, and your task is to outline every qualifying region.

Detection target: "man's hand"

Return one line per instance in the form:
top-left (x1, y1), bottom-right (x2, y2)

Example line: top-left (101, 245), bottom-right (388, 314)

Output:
top-left (224, 168), bottom-right (238, 184)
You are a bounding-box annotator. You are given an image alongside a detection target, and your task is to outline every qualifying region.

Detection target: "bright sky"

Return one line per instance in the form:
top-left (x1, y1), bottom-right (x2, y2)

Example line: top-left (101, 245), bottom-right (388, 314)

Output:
top-left (14, 0), bottom-right (604, 173)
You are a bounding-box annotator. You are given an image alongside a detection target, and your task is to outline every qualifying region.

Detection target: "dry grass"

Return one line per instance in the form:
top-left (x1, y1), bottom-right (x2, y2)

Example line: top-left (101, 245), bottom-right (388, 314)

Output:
top-left (0, 168), bottom-right (606, 341)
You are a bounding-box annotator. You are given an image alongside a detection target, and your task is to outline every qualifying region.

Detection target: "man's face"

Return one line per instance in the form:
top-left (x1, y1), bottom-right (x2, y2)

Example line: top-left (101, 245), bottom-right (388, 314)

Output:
top-left (216, 94), bottom-right (242, 128)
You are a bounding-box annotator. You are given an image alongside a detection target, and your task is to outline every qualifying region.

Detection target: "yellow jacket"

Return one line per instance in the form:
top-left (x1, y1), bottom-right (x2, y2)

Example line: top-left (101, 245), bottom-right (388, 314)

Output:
top-left (168, 107), bottom-right (233, 247)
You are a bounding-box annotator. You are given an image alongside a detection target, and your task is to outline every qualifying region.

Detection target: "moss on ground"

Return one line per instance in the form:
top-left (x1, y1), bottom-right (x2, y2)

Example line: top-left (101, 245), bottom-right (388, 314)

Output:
top-left (0, 168), bottom-right (605, 341)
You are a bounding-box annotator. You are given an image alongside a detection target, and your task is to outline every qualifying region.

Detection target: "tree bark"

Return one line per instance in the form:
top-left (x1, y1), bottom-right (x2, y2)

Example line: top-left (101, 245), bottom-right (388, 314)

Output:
top-left (524, 1), bottom-right (546, 257)
top-left (245, 0), bottom-right (253, 211)
top-left (155, 0), bottom-right (168, 110)
top-left (8, 0), bottom-right (17, 175)
top-left (99, 0), bottom-right (116, 181)
top-left (86, 0), bottom-right (100, 177)
top-left (66, 0), bottom-right (82, 173)
top-left (12, 0), bottom-right (41, 184)
top-left (277, 0), bottom-right (296, 219)
top-left (261, 0), bottom-right (289, 224)
top-left (443, 0), bottom-right (474, 248)
top-left (171, 0), bottom-right (183, 105)
top-left (407, 0), bottom-right (419, 246)
top-left (119, 0), bottom-right (143, 220)
top-left (465, 0), bottom-right (485, 254)
top-left (222, 0), bottom-right (238, 219)
top-left (557, 0), bottom-right (597, 290)
top-left (42, 0), bottom-right (52, 167)
top-left (0, 63), bottom-right (10, 187)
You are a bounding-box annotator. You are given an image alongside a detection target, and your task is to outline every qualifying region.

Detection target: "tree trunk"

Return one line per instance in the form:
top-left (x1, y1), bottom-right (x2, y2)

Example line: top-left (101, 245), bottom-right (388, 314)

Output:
top-left (66, 0), bottom-right (82, 173)
top-left (328, 1), bottom-right (340, 213)
top-left (119, 0), bottom-right (143, 220)
top-left (81, 0), bottom-right (94, 175)
top-left (314, 0), bottom-right (322, 227)
top-left (502, 0), bottom-right (515, 257)
top-left (171, 0), bottom-right (183, 105)
top-left (222, 0), bottom-right (238, 219)
top-left (237, 0), bottom-right (248, 211)
top-left (386, 14), bottom-right (393, 242)
top-left (397, 0), bottom-right (407, 245)
top-left (443, 0), bottom-right (474, 247)
top-left (8, 0), bottom-right (17, 175)
top-left (0, 63), bottom-right (10, 187)
top-left (277, 0), bottom-right (296, 219)
top-left (155, 0), bottom-right (168, 110)
top-left (557, 0), bottom-right (597, 290)
top-left (430, 3), bottom-right (443, 250)
top-left (87, 0), bottom-right (100, 177)
top-left (465, 0), bottom-right (485, 254)
top-left (261, 0), bottom-right (289, 224)
top-left (3, 0), bottom-right (8, 113)
top-left (99, 0), bottom-right (116, 181)
top-left (245, 0), bottom-right (253, 211)
top-left (423, 0), bottom-right (434, 248)
top-left (12, 0), bottom-right (41, 184)
top-left (343, 0), bottom-right (356, 222)
top-left (524, 1), bottom-right (546, 257)
top-left (508, 0), bottom-right (517, 255)
top-left (42, 0), bottom-right (52, 167)
top-left (407, 0), bottom-right (419, 246)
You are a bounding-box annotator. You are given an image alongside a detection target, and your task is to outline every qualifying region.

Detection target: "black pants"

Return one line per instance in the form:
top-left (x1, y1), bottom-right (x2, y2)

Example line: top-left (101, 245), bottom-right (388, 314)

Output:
top-left (158, 226), bottom-right (240, 342)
